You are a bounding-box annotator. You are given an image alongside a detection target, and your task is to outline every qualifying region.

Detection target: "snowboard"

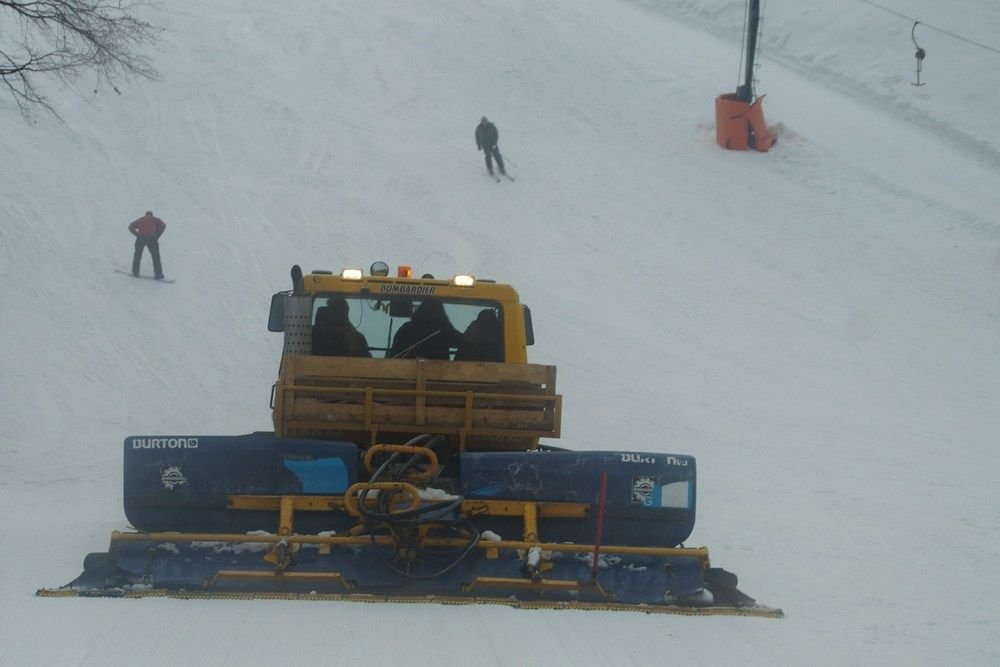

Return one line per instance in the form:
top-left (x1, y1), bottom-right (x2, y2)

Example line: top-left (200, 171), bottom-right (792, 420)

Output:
top-left (115, 269), bottom-right (175, 283)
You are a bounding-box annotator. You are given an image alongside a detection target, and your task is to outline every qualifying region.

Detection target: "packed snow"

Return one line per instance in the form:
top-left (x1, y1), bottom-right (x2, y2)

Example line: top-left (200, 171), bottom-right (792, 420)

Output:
top-left (2, 0), bottom-right (998, 664)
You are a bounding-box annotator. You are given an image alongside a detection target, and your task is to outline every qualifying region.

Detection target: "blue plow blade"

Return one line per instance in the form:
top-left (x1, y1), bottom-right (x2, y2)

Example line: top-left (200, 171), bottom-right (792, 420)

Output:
top-left (120, 433), bottom-right (697, 545)
top-left (71, 539), bottom-right (710, 605)
top-left (48, 433), bottom-right (778, 613)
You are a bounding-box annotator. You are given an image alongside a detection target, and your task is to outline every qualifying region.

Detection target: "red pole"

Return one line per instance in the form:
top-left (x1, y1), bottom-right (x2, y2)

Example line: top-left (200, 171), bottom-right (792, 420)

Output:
top-left (591, 471), bottom-right (608, 581)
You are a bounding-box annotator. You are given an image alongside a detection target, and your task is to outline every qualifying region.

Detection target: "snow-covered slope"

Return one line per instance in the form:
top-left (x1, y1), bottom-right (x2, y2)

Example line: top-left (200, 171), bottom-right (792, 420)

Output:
top-left (2, 1), bottom-right (998, 664)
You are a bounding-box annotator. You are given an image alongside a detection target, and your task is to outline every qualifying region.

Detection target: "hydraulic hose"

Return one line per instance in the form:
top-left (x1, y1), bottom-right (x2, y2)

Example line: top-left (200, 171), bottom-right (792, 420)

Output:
top-left (358, 433), bottom-right (480, 579)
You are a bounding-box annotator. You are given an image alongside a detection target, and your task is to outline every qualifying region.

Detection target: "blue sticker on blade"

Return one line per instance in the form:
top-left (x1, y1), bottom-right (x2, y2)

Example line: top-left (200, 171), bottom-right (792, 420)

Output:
top-left (652, 480), bottom-right (692, 509)
top-left (282, 457), bottom-right (349, 493)
top-left (632, 477), bottom-right (692, 508)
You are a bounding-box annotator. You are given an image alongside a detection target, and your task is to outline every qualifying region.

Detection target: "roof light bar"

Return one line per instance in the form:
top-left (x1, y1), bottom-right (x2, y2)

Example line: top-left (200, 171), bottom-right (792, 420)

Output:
top-left (341, 268), bottom-right (363, 280)
top-left (452, 274), bottom-right (476, 287)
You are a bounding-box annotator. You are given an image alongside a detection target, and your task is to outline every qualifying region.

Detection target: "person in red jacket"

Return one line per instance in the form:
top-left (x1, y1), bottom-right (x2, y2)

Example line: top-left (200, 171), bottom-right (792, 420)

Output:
top-left (128, 211), bottom-right (166, 279)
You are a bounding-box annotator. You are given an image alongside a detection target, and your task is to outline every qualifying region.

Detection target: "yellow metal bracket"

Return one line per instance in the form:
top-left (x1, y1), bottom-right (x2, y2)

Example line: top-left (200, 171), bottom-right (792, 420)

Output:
top-left (209, 570), bottom-right (353, 591)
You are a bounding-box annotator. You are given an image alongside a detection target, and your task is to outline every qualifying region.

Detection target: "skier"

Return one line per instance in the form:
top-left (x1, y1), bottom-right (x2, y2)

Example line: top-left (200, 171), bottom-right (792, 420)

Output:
top-left (475, 116), bottom-right (506, 176)
top-left (128, 211), bottom-right (166, 279)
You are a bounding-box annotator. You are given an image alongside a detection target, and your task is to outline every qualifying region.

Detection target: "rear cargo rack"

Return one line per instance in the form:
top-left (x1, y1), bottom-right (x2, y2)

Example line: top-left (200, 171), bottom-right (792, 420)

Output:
top-left (273, 356), bottom-right (561, 450)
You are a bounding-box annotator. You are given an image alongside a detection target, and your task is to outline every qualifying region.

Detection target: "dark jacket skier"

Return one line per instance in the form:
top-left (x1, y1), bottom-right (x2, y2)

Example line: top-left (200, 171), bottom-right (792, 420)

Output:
top-left (128, 211), bottom-right (166, 279)
top-left (475, 117), bottom-right (506, 176)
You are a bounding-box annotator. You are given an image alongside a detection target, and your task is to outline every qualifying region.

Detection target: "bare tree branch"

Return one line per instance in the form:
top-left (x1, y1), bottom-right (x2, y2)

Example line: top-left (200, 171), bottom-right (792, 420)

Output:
top-left (1, 0), bottom-right (161, 118)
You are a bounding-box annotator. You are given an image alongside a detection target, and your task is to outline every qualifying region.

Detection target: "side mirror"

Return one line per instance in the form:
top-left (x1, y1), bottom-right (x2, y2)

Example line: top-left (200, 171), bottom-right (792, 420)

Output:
top-left (522, 305), bottom-right (534, 346)
top-left (267, 293), bottom-right (286, 332)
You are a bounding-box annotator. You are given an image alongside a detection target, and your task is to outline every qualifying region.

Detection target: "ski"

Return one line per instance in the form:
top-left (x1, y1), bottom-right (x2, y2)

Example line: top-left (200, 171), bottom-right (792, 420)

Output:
top-left (500, 172), bottom-right (515, 181)
top-left (115, 269), bottom-right (176, 283)
top-left (487, 172), bottom-right (501, 182)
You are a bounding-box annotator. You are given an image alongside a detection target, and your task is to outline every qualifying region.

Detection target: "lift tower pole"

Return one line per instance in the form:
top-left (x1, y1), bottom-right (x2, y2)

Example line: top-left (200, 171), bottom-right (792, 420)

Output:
top-left (737, 0), bottom-right (761, 102)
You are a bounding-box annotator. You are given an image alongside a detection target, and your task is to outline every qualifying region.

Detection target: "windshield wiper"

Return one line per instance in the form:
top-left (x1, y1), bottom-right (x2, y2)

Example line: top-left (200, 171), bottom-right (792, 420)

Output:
top-left (391, 329), bottom-right (441, 359)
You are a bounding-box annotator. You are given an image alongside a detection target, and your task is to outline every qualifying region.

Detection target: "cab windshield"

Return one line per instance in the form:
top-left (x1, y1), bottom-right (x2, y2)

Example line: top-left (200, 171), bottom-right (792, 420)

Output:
top-left (311, 294), bottom-right (503, 361)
